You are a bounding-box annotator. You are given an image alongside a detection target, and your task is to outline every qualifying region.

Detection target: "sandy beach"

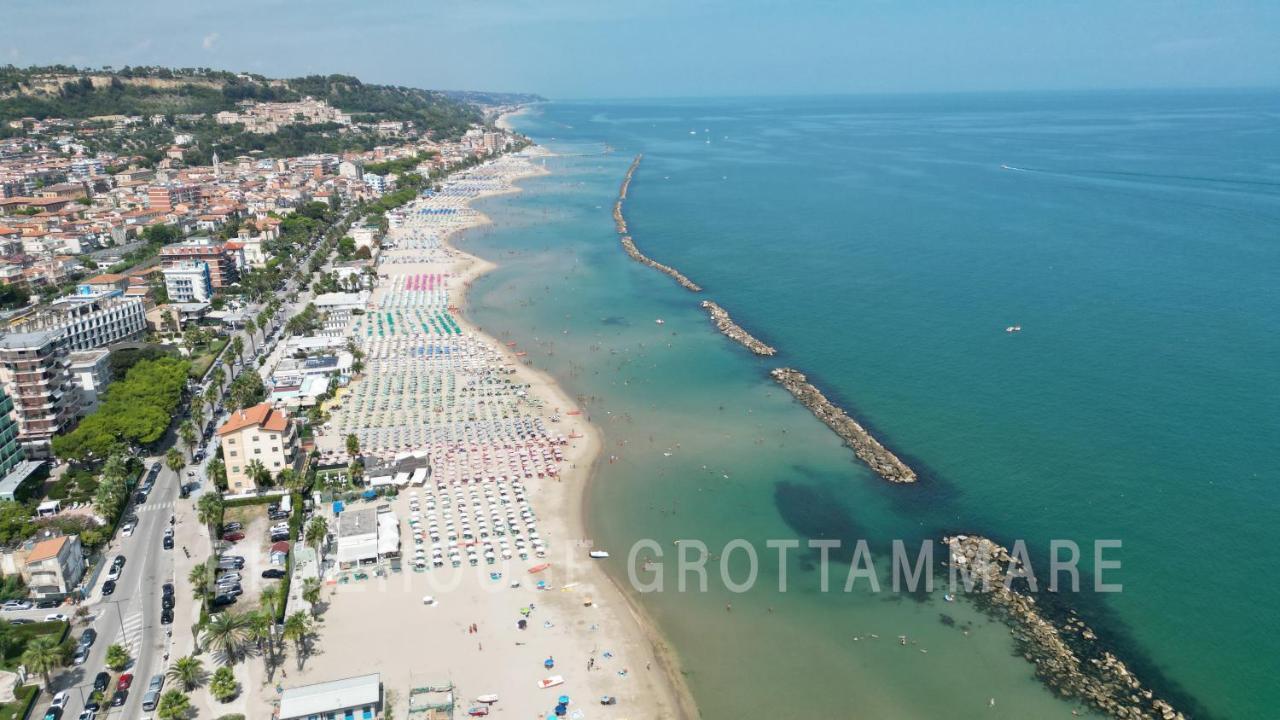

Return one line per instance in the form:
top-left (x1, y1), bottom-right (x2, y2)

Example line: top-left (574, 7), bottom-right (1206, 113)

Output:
top-left (241, 144), bottom-right (695, 720)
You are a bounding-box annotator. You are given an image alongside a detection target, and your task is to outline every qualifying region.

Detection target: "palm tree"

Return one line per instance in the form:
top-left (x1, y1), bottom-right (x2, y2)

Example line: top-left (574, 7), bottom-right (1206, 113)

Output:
top-left (230, 336), bottom-right (244, 365)
top-left (345, 433), bottom-right (360, 459)
top-left (20, 635), bottom-right (65, 688)
top-left (282, 611), bottom-right (314, 671)
top-left (209, 665), bottom-right (239, 703)
top-left (246, 459), bottom-right (269, 488)
top-left (201, 611), bottom-right (251, 665)
top-left (188, 563), bottom-right (211, 601)
top-left (305, 516), bottom-right (328, 559)
top-left (155, 689), bottom-right (191, 720)
top-left (195, 492), bottom-right (224, 544)
top-left (179, 420), bottom-right (197, 459)
top-left (167, 655), bottom-right (206, 691)
top-left (105, 643), bottom-right (130, 671)
top-left (189, 395), bottom-right (205, 429)
top-left (166, 447), bottom-right (184, 476)
top-left (244, 317), bottom-right (257, 353)
top-left (301, 577), bottom-right (322, 615)
top-left (209, 367), bottom-right (225, 395)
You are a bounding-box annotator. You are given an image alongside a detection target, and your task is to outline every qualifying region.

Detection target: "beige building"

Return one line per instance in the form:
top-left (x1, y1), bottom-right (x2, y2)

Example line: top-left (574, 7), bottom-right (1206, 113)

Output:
top-left (0, 533), bottom-right (86, 597)
top-left (217, 403), bottom-right (299, 493)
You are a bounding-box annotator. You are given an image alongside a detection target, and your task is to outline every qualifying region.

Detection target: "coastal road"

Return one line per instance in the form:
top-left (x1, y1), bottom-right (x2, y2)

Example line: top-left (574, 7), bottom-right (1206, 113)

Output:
top-left (44, 459), bottom-right (180, 720)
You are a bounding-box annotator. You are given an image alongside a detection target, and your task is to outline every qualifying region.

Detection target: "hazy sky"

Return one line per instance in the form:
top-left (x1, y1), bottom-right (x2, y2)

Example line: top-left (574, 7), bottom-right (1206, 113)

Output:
top-left (1, 0), bottom-right (1277, 98)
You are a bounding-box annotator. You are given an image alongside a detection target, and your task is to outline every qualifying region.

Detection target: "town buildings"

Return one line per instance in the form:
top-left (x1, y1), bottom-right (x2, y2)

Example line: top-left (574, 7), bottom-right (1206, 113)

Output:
top-left (0, 533), bottom-right (85, 597)
top-left (159, 239), bottom-right (239, 288)
top-left (0, 330), bottom-right (78, 456)
top-left (162, 259), bottom-right (213, 302)
top-left (278, 673), bottom-right (382, 720)
top-left (68, 348), bottom-right (111, 414)
top-left (217, 402), bottom-right (300, 493)
top-left (7, 292), bottom-right (146, 351)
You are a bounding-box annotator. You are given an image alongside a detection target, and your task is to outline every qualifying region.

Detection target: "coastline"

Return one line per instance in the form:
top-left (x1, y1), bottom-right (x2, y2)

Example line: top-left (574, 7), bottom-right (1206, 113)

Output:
top-left (445, 143), bottom-right (700, 720)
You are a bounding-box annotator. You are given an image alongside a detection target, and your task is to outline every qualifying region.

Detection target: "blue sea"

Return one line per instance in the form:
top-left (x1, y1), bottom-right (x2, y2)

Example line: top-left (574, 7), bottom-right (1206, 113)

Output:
top-left (458, 92), bottom-right (1279, 719)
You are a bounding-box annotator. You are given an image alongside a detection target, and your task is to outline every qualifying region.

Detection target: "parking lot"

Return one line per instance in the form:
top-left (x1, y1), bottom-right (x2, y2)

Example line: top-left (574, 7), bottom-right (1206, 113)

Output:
top-left (218, 503), bottom-right (290, 612)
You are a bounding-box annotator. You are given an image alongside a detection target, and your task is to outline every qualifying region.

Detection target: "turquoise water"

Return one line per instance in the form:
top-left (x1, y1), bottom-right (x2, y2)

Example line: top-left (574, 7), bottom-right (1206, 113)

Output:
top-left (460, 93), bottom-right (1279, 719)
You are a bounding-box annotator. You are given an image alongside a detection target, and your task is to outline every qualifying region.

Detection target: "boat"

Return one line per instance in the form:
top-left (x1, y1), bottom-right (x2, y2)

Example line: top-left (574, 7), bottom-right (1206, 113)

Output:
top-left (588, 550), bottom-right (610, 559)
top-left (655, 318), bottom-right (665, 325)
top-left (600, 696), bottom-right (617, 706)
top-left (528, 563), bottom-right (551, 573)
top-left (538, 676), bottom-right (565, 689)
top-left (467, 707), bottom-right (489, 717)
top-left (476, 694), bottom-right (499, 704)
top-left (1005, 325), bottom-right (1022, 333)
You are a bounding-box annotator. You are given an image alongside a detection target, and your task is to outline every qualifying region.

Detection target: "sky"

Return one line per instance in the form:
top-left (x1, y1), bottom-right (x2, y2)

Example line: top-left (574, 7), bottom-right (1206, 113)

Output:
top-left (1, 0), bottom-right (1277, 98)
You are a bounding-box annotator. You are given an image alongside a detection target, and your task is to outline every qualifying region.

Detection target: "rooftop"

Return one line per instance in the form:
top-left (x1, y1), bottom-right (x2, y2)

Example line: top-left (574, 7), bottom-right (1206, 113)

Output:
top-left (25, 535), bottom-right (67, 564)
top-left (217, 402), bottom-right (291, 435)
top-left (278, 673), bottom-right (380, 719)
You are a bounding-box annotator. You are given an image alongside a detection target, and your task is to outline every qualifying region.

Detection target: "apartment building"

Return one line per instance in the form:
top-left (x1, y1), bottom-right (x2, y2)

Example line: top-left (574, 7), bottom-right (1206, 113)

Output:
top-left (0, 330), bottom-right (78, 457)
top-left (159, 239), bottom-right (239, 288)
top-left (217, 403), bottom-right (299, 493)
top-left (0, 388), bottom-right (24, 479)
top-left (9, 292), bottom-right (147, 351)
top-left (68, 348), bottom-right (111, 414)
top-left (162, 259), bottom-right (213, 302)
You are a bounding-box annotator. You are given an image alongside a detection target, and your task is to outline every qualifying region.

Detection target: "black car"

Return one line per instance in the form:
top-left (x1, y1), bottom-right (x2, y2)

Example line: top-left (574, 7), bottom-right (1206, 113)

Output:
top-left (161, 608), bottom-right (174, 625)
top-left (193, 451), bottom-right (205, 463)
top-left (111, 689), bottom-right (128, 707)
top-left (261, 568), bottom-right (286, 579)
top-left (79, 628), bottom-right (97, 647)
top-left (134, 491), bottom-right (147, 503)
top-left (112, 555), bottom-right (126, 569)
top-left (101, 580), bottom-right (116, 596)
top-left (222, 522), bottom-right (243, 533)
top-left (211, 594), bottom-right (237, 608)
top-left (161, 595), bottom-right (175, 610)
top-left (94, 671), bottom-right (111, 692)
top-left (162, 582), bottom-right (175, 597)
top-left (162, 535), bottom-right (174, 550)
top-left (35, 598), bottom-right (61, 609)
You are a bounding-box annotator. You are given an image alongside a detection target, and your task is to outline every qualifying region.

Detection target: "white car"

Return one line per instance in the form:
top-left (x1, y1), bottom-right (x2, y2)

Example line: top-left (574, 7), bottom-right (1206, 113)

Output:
top-left (121, 522), bottom-right (136, 537)
top-left (50, 690), bottom-right (69, 708)
top-left (78, 710), bottom-right (96, 720)
top-left (1, 600), bottom-right (31, 611)
top-left (45, 613), bottom-right (69, 622)
top-left (106, 565), bottom-right (122, 582)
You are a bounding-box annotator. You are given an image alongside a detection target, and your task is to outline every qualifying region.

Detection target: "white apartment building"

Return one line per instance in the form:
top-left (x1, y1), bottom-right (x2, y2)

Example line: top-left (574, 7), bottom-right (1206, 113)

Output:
top-left (10, 291), bottom-right (146, 352)
top-left (163, 259), bottom-right (214, 303)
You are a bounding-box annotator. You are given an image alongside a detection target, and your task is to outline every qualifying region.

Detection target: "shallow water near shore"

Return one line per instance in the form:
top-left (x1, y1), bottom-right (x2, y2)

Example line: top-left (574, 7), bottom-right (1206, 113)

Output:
top-left (457, 93), bottom-right (1280, 719)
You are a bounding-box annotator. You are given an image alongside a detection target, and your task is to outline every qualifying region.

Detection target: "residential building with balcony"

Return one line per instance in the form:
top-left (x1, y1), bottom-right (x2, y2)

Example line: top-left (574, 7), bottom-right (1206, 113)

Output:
top-left (217, 403), bottom-right (300, 493)
top-left (159, 238), bottom-right (239, 288)
top-left (0, 330), bottom-right (78, 457)
top-left (8, 292), bottom-right (146, 351)
top-left (162, 259), bottom-right (213, 303)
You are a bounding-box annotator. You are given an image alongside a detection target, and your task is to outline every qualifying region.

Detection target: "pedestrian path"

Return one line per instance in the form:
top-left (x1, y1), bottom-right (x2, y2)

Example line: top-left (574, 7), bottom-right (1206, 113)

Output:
top-left (119, 610), bottom-right (145, 655)
top-left (135, 501), bottom-right (174, 513)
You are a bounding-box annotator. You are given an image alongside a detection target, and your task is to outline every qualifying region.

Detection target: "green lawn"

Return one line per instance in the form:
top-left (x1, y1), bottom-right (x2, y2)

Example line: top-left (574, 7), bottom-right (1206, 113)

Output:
top-left (189, 337), bottom-right (230, 379)
top-left (0, 684), bottom-right (38, 720)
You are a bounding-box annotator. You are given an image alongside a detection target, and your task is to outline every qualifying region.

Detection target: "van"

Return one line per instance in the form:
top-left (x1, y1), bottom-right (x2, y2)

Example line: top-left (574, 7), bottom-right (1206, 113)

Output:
top-left (141, 689), bottom-right (159, 711)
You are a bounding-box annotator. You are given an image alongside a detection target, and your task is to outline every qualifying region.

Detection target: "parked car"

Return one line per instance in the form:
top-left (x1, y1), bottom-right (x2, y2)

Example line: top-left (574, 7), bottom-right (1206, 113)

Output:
top-left (261, 568), bottom-right (286, 579)
top-left (161, 595), bottom-right (175, 610)
top-left (117, 673), bottom-right (133, 690)
top-left (110, 690), bottom-right (127, 707)
top-left (73, 646), bottom-right (90, 666)
top-left (1, 600), bottom-right (31, 611)
top-left (216, 572), bottom-right (241, 582)
top-left (101, 580), bottom-right (116, 596)
top-left (94, 672), bottom-right (111, 692)
top-left (162, 536), bottom-right (174, 550)
top-left (35, 598), bottom-right (61, 609)
top-left (121, 522), bottom-right (136, 537)
top-left (221, 531), bottom-right (245, 542)
top-left (41, 708), bottom-right (61, 720)
top-left (8, 618), bottom-right (33, 625)
top-left (162, 582), bottom-right (174, 597)
top-left (45, 613), bottom-right (69, 622)
top-left (211, 594), bottom-right (237, 608)
top-left (78, 628), bottom-right (97, 648)
top-left (50, 691), bottom-right (69, 709)
top-left (222, 522), bottom-right (243, 533)
top-left (160, 607), bottom-right (174, 625)
top-left (75, 711), bottom-right (94, 720)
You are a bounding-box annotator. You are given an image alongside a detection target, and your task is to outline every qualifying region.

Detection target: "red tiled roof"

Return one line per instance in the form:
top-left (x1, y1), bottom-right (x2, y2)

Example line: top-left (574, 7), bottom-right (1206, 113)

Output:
top-left (26, 536), bottom-right (68, 564)
top-left (218, 403), bottom-right (290, 435)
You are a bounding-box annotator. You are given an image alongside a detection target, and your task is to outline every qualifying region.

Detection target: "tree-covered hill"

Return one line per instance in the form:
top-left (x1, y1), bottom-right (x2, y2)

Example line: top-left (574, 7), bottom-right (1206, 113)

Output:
top-left (0, 65), bottom-right (484, 139)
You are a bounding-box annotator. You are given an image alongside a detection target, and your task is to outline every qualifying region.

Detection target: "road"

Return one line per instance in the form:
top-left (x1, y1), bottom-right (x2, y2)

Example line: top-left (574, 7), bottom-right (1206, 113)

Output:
top-left (19, 216), bottom-right (344, 720)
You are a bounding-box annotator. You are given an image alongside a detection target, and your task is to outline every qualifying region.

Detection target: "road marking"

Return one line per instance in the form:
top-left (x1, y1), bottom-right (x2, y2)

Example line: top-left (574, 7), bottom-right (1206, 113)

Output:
top-left (119, 611), bottom-right (145, 654)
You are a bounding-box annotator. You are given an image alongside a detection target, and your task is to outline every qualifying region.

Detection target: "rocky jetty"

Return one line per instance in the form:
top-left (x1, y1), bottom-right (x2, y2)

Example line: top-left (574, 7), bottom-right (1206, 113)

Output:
top-left (701, 300), bottom-right (775, 356)
top-left (612, 154), bottom-right (703, 292)
top-left (620, 237), bottom-right (703, 291)
top-left (944, 535), bottom-right (1186, 720)
top-left (613, 153), bottom-right (642, 234)
top-left (770, 368), bottom-right (916, 483)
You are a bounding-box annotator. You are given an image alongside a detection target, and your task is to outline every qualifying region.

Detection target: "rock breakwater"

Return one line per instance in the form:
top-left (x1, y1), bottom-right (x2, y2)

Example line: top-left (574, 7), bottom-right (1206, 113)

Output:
top-left (613, 154), bottom-right (703, 292)
top-left (944, 535), bottom-right (1186, 720)
top-left (770, 368), bottom-right (917, 483)
top-left (701, 300), bottom-right (775, 356)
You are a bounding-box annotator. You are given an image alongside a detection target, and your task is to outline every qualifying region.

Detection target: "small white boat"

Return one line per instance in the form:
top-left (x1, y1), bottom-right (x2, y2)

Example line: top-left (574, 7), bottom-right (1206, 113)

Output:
top-left (538, 675), bottom-right (565, 689)
top-left (476, 694), bottom-right (499, 704)
top-left (1005, 325), bottom-right (1022, 333)
top-left (589, 550), bottom-right (610, 559)
top-left (655, 318), bottom-right (665, 325)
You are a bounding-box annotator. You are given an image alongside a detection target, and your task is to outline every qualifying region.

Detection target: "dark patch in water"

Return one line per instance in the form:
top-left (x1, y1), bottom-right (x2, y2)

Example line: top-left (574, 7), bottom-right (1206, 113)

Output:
top-left (939, 613), bottom-right (956, 627)
top-left (601, 316), bottom-right (630, 326)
